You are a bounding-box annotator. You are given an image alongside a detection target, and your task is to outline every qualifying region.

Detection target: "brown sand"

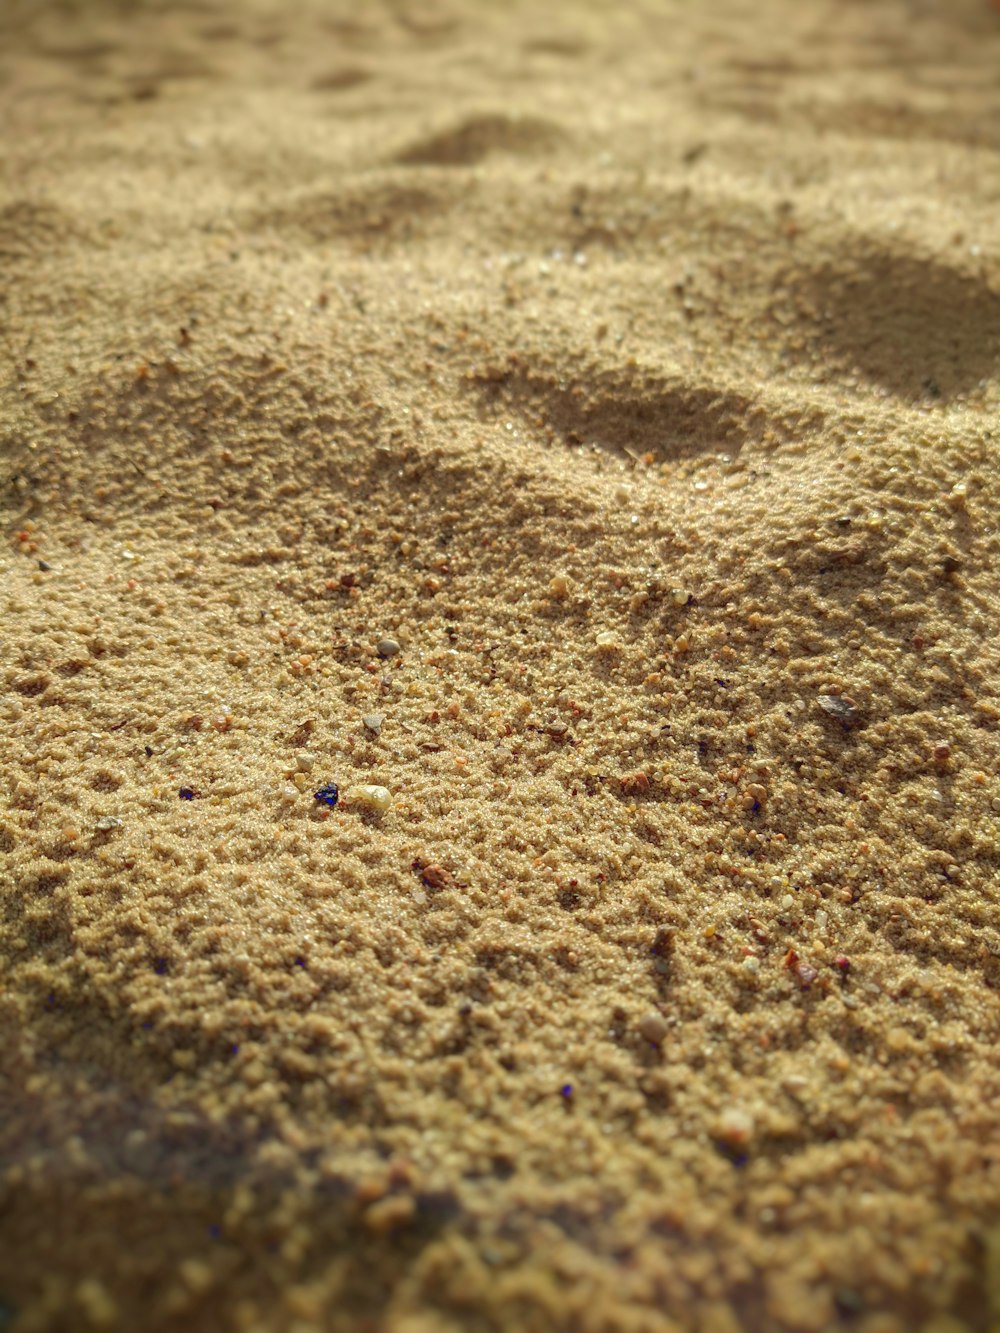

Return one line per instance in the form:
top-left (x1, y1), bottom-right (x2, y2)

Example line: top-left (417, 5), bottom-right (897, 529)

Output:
top-left (2, 1), bottom-right (1000, 1329)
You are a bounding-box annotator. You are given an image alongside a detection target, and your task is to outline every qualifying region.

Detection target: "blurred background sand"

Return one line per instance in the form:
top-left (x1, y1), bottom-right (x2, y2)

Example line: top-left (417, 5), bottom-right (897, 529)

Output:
top-left (1, 1), bottom-right (999, 1329)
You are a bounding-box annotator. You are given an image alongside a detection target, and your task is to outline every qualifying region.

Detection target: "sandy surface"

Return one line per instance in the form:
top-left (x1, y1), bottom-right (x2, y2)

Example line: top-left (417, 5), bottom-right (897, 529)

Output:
top-left (2, 1), bottom-right (1000, 1330)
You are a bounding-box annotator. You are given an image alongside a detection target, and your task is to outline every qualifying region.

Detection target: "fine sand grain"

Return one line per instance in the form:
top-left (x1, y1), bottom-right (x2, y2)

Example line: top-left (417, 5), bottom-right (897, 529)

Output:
top-left (2, 2), bottom-right (999, 1330)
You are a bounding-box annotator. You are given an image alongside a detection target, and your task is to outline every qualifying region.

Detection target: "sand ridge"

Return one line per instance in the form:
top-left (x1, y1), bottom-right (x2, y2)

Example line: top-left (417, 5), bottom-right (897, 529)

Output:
top-left (1, 1), bottom-right (999, 1330)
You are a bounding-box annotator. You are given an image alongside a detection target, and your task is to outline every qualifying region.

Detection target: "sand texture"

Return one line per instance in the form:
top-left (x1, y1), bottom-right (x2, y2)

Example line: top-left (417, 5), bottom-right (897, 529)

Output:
top-left (2, 0), bottom-right (1000, 1329)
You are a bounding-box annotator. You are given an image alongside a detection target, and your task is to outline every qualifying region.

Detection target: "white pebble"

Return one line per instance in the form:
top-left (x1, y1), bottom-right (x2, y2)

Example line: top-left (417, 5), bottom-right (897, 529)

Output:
top-left (346, 784), bottom-right (392, 813)
top-left (712, 1106), bottom-right (755, 1147)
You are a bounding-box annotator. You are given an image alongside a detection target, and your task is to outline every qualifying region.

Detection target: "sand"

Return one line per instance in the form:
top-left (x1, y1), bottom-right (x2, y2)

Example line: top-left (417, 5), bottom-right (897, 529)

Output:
top-left (2, 0), bottom-right (1000, 1329)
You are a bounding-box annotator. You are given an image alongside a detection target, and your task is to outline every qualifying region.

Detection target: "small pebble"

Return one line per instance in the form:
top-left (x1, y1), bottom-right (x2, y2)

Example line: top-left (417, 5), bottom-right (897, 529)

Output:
top-left (363, 1194), bottom-right (415, 1235)
top-left (712, 1106), bottom-right (755, 1150)
top-left (345, 783), bottom-right (392, 813)
top-left (94, 816), bottom-right (122, 832)
top-left (595, 630), bottom-right (618, 649)
top-left (638, 1012), bottom-right (669, 1045)
top-left (796, 961), bottom-right (819, 987)
top-left (363, 714), bottom-right (384, 735)
top-left (377, 638), bottom-right (400, 659)
top-left (313, 784), bottom-right (339, 808)
top-left (817, 694), bottom-right (860, 725)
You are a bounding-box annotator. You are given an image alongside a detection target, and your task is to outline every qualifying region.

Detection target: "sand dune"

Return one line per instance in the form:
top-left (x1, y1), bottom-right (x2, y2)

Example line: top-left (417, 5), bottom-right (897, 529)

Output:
top-left (2, 1), bottom-right (999, 1330)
